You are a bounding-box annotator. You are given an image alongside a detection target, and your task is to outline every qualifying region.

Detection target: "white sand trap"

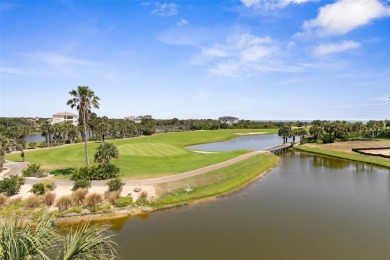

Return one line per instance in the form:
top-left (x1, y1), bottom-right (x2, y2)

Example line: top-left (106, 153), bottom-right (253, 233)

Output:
top-left (234, 132), bottom-right (266, 136)
top-left (191, 150), bottom-right (219, 154)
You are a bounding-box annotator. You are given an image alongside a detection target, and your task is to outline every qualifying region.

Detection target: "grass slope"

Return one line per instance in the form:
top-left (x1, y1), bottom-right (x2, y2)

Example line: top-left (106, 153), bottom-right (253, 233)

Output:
top-left (294, 145), bottom-right (390, 168)
top-left (153, 153), bottom-right (278, 207)
top-left (6, 129), bottom-right (277, 179)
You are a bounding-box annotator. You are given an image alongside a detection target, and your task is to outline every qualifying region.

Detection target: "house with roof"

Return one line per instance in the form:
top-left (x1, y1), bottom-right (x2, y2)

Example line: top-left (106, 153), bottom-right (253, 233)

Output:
top-left (218, 116), bottom-right (239, 125)
top-left (50, 112), bottom-right (78, 125)
top-left (134, 115), bottom-right (153, 123)
top-left (124, 116), bottom-right (135, 121)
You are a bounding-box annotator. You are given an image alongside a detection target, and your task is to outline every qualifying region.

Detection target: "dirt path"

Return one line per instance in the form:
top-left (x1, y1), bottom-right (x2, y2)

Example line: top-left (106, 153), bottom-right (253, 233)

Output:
top-left (3, 150), bottom-right (267, 198)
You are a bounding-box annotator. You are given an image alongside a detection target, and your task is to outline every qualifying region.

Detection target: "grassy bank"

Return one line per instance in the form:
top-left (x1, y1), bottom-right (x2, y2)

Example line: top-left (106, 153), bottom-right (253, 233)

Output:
top-left (294, 145), bottom-right (390, 168)
top-left (153, 153), bottom-right (279, 207)
top-left (6, 129), bottom-right (277, 179)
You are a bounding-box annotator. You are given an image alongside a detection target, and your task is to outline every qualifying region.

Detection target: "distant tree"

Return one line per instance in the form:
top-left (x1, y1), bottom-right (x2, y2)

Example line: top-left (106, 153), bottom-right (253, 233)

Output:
top-left (278, 125), bottom-right (292, 144)
top-left (309, 125), bottom-right (323, 142)
top-left (67, 86), bottom-right (100, 166)
top-left (94, 143), bottom-right (119, 165)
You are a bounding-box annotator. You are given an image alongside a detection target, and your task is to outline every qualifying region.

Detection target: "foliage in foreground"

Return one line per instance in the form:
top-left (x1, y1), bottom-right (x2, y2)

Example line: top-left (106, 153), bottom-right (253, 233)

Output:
top-left (106, 178), bottom-right (125, 192)
top-left (22, 163), bottom-right (47, 178)
top-left (0, 175), bottom-right (25, 196)
top-left (71, 163), bottom-right (120, 180)
top-left (0, 215), bottom-right (118, 260)
top-left (30, 181), bottom-right (56, 195)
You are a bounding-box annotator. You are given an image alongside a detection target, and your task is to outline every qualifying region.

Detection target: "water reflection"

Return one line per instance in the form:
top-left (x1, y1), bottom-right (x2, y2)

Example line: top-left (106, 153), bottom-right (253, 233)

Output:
top-left (107, 151), bottom-right (389, 259)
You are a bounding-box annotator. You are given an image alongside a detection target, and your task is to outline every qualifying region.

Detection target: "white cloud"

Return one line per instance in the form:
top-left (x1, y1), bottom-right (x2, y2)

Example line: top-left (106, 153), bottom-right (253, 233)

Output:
top-left (151, 2), bottom-right (177, 16)
top-left (241, 0), bottom-right (316, 9)
top-left (177, 18), bottom-right (188, 26)
top-left (302, 0), bottom-right (390, 37)
top-left (313, 40), bottom-right (361, 55)
top-left (193, 33), bottom-right (279, 76)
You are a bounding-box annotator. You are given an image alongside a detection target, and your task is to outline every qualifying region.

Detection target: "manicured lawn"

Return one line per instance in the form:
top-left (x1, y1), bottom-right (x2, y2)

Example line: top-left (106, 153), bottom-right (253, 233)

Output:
top-left (294, 145), bottom-right (390, 168)
top-left (6, 129), bottom-right (277, 179)
top-left (153, 153), bottom-right (279, 207)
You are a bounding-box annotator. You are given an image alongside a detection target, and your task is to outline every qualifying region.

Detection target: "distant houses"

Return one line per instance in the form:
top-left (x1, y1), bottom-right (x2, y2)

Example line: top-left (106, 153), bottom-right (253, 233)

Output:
top-left (50, 112), bottom-right (78, 125)
top-left (218, 116), bottom-right (239, 125)
top-left (125, 115), bottom-right (153, 123)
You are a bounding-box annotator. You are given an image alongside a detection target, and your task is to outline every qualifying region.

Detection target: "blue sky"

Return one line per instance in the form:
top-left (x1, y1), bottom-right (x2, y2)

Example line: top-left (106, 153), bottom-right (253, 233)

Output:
top-left (1, 0), bottom-right (389, 120)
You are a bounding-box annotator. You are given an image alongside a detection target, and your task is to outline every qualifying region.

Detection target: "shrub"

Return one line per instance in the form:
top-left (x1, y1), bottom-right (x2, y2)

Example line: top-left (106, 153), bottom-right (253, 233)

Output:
top-left (43, 191), bottom-right (56, 206)
top-left (85, 193), bottom-right (103, 207)
top-left (39, 141), bottom-right (49, 148)
top-left (0, 175), bottom-right (25, 196)
top-left (107, 178), bottom-right (125, 192)
top-left (114, 196), bottom-right (132, 208)
top-left (22, 163), bottom-right (47, 178)
top-left (136, 191), bottom-right (149, 206)
top-left (71, 166), bottom-right (91, 181)
top-left (74, 138), bottom-right (81, 143)
top-left (72, 188), bottom-right (88, 205)
top-left (72, 179), bottom-right (91, 191)
top-left (56, 195), bottom-right (73, 211)
top-left (106, 191), bottom-right (121, 204)
top-left (71, 164), bottom-right (120, 181)
top-left (0, 193), bottom-right (8, 207)
top-left (24, 195), bottom-right (43, 208)
top-left (30, 181), bottom-right (56, 195)
top-left (322, 134), bottom-right (335, 144)
top-left (28, 142), bottom-right (37, 149)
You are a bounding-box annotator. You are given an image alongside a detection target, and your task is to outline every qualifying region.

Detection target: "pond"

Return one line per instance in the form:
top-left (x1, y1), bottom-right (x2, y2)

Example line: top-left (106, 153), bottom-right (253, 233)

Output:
top-left (187, 133), bottom-right (295, 151)
top-left (106, 137), bottom-right (389, 259)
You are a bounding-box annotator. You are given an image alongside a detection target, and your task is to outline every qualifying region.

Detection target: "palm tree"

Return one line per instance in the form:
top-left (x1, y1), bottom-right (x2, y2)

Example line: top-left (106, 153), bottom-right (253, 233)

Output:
top-left (278, 125), bottom-right (292, 144)
top-left (94, 143), bottom-right (119, 164)
top-left (0, 215), bottom-right (117, 259)
top-left (67, 86), bottom-right (100, 166)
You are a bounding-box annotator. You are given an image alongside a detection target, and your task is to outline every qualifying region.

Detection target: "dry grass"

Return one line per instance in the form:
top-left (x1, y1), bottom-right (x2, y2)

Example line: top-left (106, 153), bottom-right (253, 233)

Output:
top-left (24, 195), bottom-right (43, 208)
top-left (106, 191), bottom-right (121, 204)
top-left (7, 196), bottom-right (22, 206)
top-left (85, 193), bottom-right (103, 207)
top-left (72, 188), bottom-right (88, 205)
top-left (43, 191), bottom-right (56, 206)
top-left (0, 194), bottom-right (8, 207)
top-left (56, 195), bottom-right (73, 211)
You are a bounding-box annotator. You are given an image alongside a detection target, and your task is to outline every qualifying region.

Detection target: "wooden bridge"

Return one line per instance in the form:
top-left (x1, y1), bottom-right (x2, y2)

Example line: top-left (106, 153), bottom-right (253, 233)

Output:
top-left (264, 143), bottom-right (293, 154)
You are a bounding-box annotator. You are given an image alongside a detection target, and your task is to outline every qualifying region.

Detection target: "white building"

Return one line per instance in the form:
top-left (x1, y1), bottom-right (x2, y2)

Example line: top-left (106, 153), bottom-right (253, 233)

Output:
top-left (50, 112), bottom-right (78, 125)
top-left (218, 116), bottom-right (239, 125)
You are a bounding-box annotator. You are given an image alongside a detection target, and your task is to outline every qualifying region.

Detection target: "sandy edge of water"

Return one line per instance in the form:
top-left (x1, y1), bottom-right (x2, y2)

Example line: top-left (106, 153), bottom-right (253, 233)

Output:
top-left (56, 157), bottom-right (280, 225)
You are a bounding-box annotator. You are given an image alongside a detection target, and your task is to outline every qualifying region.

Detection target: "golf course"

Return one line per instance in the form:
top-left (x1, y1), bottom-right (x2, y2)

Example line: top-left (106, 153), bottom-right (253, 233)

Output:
top-left (6, 129), bottom-right (278, 179)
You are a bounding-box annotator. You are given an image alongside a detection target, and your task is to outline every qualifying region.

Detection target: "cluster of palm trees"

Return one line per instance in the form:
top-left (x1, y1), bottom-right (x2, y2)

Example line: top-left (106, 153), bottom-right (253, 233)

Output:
top-left (278, 120), bottom-right (389, 144)
top-left (40, 121), bottom-right (79, 146)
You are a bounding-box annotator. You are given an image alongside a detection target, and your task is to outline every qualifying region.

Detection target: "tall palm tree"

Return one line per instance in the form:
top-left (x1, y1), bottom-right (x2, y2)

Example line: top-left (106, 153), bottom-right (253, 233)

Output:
top-left (67, 86), bottom-right (100, 166)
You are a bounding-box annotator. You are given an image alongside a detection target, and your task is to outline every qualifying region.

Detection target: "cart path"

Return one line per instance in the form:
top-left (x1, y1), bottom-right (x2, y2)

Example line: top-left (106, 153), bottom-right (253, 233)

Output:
top-left (3, 150), bottom-right (267, 187)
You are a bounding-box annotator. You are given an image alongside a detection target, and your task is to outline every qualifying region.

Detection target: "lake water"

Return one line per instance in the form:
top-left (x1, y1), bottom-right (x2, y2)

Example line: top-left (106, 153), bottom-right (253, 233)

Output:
top-left (187, 134), bottom-right (297, 151)
top-left (106, 137), bottom-right (389, 259)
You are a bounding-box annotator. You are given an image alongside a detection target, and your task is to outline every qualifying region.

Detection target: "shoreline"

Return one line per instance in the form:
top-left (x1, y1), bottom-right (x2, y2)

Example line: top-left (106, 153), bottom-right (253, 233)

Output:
top-left (56, 156), bottom-right (279, 225)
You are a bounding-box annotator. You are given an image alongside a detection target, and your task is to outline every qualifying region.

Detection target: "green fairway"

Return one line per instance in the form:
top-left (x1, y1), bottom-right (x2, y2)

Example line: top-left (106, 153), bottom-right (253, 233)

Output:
top-left (6, 129), bottom-right (277, 179)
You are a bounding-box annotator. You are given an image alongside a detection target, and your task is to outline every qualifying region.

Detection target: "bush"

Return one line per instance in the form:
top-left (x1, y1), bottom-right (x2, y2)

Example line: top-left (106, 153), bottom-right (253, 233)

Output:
top-left (74, 138), bottom-right (81, 143)
top-left (22, 163), bottom-right (47, 178)
top-left (322, 134), bottom-right (335, 144)
top-left (43, 191), bottom-right (56, 206)
top-left (39, 142), bottom-right (49, 148)
top-left (0, 175), bottom-right (25, 196)
top-left (7, 196), bottom-right (22, 206)
top-left (114, 196), bottom-right (132, 208)
top-left (24, 195), bottom-right (43, 208)
top-left (107, 178), bottom-right (125, 192)
top-left (72, 188), bottom-right (88, 205)
top-left (30, 181), bottom-right (56, 195)
top-left (85, 193), bottom-right (103, 207)
top-left (136, 191), bottom-right (149, 206)
top-left (28, 142), bottom-right (37, 149)
top-left (72, 179), bottom-right (91, 191)
top-left (0, 193), bottom-right (8, 207)
top-left (71, 163), bottom-right (120, 181)
top-left (56, 195), bottom-right (73, 211)
top-left (106, 191), bottom-right (121, 204)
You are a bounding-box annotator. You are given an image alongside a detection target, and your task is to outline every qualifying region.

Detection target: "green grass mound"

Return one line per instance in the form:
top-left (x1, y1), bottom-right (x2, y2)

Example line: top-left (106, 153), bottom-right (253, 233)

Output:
top-left (117, 143), bottom-right (188, 157)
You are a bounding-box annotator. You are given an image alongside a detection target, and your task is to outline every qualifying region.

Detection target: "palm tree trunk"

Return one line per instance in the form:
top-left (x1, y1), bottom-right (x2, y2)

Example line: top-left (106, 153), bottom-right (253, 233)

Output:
top-left (83, 112), bottom-right (89, 166)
